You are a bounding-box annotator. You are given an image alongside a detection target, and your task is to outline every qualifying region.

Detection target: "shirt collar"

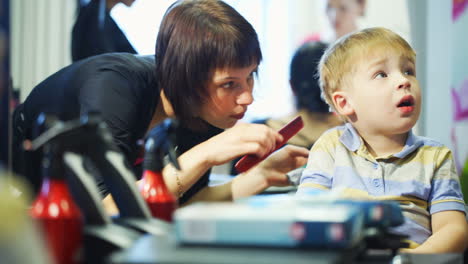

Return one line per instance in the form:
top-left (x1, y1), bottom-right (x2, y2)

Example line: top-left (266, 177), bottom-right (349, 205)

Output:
top-left (393, 130), bottom-right (424, 158)
top-left (339, 123), bottom-right (422, 159)
top-left (339, 123), bottom-right (362, 152)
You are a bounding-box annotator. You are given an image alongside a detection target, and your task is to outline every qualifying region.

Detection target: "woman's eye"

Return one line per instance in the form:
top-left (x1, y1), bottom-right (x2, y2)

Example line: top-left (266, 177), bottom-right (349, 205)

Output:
top-left (375, 72), bottom-right (387, 79)
top-left (221, 81), bottom-right (235, 89)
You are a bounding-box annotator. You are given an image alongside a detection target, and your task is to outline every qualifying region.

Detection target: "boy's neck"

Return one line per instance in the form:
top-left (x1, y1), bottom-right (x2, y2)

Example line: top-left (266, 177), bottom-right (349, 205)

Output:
top-left (357, 129), bottom-right (409, 158)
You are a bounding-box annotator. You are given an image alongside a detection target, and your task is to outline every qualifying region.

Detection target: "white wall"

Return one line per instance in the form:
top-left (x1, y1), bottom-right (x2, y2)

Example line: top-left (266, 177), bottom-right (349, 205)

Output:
top-left (362, 0), bottom-right (410, 42)
top-left (11, 0), bottom-right (76, 102)
top-left (448, 1), bottom-right (468, 171)
top-left (408, 0), bottom-right (453, 148)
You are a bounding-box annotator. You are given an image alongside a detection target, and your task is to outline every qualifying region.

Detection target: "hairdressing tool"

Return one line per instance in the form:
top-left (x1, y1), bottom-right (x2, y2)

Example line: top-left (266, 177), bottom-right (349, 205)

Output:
top-left (30, 114), bottom-right (83, 264)
top-left (234, 116), bottom-right (304, 173)
top-left (140, 118), bottom-right (180, 222)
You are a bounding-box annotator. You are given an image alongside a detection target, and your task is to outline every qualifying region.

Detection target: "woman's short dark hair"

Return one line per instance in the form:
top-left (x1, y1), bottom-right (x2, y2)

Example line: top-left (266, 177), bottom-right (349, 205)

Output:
top-left (155, 0), bottom-right (262, 128)
top-left (290, 41), bottom-right (329, 113)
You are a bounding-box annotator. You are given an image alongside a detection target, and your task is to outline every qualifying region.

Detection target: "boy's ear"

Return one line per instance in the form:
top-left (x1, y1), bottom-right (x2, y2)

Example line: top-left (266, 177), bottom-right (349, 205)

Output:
top-left (332, 91), bottom-right (354, 116)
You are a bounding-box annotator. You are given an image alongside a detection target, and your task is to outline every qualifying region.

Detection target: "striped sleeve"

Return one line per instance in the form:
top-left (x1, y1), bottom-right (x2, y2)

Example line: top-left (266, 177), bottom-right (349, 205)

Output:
top-left (297, 130), bottom-right (337, 195)
top-left (428, 147), bottom-right (466, 214)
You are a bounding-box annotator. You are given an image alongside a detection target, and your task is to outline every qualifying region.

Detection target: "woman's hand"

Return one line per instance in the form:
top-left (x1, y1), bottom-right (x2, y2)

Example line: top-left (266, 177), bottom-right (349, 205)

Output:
top-left (199, 123), bottom-right (284, 167)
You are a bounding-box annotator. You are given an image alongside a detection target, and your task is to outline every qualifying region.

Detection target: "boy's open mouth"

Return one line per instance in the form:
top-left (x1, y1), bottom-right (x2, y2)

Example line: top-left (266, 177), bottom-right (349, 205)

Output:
top-left (397, 95), bottom-right (415, 113)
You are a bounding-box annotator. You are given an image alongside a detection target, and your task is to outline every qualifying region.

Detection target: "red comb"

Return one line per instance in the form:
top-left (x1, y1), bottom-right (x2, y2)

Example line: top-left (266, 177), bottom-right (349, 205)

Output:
top-left (234, 116), bottom-right (304, 173)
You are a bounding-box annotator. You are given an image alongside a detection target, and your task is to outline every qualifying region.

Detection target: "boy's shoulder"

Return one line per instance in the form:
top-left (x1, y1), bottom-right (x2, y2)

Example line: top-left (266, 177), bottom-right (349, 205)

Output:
top-left (412, 134), bottom-right (445, 147)
top-left (311, 124), bottom-right (349, 150)
top-left (411, 134), bottom-right (453, 155)
top-left (318, 124), bottom-right (347, 140)
top-left (317, 125), bottom-right (453, 156)
top-left (401, 133), bottom-right (454, 164)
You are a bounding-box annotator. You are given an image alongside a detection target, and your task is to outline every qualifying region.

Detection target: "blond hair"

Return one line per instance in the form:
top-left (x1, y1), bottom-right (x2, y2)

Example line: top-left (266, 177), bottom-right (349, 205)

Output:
top-left (318, 27), bottom-right (416, 112)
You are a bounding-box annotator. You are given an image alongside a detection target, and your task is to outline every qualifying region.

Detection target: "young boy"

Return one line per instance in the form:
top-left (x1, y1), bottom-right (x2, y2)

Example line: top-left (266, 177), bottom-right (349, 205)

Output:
top-left (297, 27), bottom-right (468, 253)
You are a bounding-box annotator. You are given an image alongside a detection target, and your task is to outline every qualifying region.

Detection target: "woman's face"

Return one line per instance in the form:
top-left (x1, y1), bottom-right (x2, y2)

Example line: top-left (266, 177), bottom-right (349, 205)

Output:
top-left (326, 0), bottom-right (364, 38)
top-left (198, 63), bottom-right (258, 129)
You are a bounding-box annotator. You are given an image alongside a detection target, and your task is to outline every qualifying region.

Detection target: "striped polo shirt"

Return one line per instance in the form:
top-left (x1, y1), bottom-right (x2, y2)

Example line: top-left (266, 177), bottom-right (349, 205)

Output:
top-left (297, 123), bottom-right (466, 246)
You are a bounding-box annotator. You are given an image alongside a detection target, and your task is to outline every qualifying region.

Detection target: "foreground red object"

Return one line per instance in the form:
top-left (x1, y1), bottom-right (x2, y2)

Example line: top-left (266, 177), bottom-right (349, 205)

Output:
top-left (31, 178), bottom-right (83, 264)
top-left (140, 170), bottom-right (177, 222)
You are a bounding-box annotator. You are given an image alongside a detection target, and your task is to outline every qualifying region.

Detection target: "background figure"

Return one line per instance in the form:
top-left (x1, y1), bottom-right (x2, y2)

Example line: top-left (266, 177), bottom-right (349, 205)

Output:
top-left (265, 0), bottom-right (366, 150)
top-left (265, 41), bottom-right (342, 150)
top-left (325, 0), bottom-right (366, 40)
top-left (229, 41), bottom-right (341, 175)
top-left (283, 0), bottom-right (366, 147)
top-left (72, 0), bottom-right (137, 62)
top-left (302, 0), bottom-right (365, 45)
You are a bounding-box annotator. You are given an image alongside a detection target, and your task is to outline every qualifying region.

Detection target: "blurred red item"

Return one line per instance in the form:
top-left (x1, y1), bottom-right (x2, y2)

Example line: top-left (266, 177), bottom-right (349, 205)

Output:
top-left (140, 169), bottom-right (177, 222)
top-left (31, 178), bottom-right (83, 264)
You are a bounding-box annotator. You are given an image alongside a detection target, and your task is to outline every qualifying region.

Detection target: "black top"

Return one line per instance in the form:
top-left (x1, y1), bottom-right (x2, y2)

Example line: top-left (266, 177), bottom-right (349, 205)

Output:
top-left (72, 0), bottom-right (137, 62)
top-left (22, 53), bottom-right (157, 163)
top-left (17, 53), bottom-right (223, 203)
top-left (18, 53), bottom-right (156, 195)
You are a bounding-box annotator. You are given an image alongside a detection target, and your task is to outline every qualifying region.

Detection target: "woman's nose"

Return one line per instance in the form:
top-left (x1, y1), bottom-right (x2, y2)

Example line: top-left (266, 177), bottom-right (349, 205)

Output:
top-left (237, 87), bottom-right (254, 105)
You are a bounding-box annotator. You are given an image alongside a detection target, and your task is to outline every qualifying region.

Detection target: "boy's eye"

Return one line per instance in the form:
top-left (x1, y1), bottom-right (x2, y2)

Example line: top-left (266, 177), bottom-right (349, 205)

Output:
top-left (374, 72), bottom-right (387, 79)
top-left (404, 69), bottom-right (415, 76)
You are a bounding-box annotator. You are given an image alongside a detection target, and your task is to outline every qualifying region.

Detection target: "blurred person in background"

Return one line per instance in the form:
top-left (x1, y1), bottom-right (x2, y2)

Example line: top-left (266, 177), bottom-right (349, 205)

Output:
top-left (263, 41), bottom-right (342, 150)
top-left (72, 0), bottom-right (138, 62)
top-left (303, 0), bottom-right (366, 43)
top-left (275, 0), bottom-right (366, 148)
top-left (266, 0), bottom-right (366, 149)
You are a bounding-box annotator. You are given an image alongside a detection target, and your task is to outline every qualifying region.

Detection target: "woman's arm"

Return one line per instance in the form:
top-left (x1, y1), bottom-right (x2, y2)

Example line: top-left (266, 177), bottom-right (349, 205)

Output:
top-left (183, 145), bottom-right (309, 204)
top-left (161, 123), bottom-right (284, 197)
top-left (102, 123), bottom-right (286, 214)
top-left (402, 210), bottom-right (468, 253)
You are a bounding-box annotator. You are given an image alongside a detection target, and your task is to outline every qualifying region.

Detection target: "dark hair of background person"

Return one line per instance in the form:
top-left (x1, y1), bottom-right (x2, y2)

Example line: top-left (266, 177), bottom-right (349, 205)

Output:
top-left (290, 41), bottom-right (329, 113)
top-left (71, 0), bottom-right (137, 62)
top-left (155, 0), bottom-right (262, 128)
